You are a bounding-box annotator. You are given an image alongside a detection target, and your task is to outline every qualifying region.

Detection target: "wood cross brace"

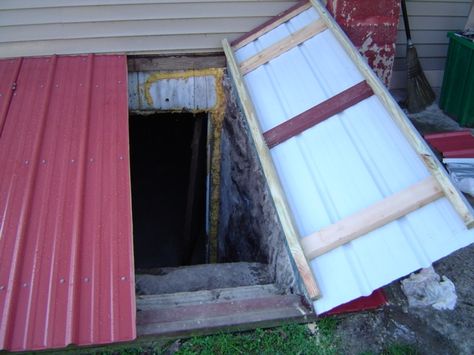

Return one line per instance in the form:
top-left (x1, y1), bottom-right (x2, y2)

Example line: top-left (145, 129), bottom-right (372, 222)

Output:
top-left (301, 176), bottom-right (444, 259)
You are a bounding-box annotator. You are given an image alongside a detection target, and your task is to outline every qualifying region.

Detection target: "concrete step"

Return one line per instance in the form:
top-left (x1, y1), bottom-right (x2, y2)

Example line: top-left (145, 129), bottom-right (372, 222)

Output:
top-left (135, 262), bottom-right (273, 295)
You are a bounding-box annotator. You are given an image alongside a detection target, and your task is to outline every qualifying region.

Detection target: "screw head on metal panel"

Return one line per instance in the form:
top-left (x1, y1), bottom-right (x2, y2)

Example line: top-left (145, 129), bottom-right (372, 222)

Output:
top-left (24, 160), bottom-right (29, 165)
top-left (84, 277), bottom-right (89, 282)
top-left (70, 159), bottom-right (75, 163)
top-left (59, 278), bottom-right (65, 284)
top-left (89, 158), bottom-right (94, 162)
top-left (41, 159), bottom-right (46, 164)
top-left (121, 276), bottom-right (127, 281)
top-left (0, 286), bottom-right (5, 291)
top-left (118, 80), bottom-right (122, 84)
top-left (22, 283), bottom-right (28, 288)
top-left (119, 156), bottom-right (124, 160)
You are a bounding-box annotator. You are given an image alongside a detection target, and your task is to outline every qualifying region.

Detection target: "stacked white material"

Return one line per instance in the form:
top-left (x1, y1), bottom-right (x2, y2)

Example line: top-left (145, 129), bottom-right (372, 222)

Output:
top-left (233, 7), bottom-right (474, 313)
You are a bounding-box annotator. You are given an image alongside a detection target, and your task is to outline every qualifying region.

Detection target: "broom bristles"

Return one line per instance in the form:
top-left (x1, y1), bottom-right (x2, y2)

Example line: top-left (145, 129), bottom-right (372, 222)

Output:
top-left (406, 44), bottom-right (436, 113)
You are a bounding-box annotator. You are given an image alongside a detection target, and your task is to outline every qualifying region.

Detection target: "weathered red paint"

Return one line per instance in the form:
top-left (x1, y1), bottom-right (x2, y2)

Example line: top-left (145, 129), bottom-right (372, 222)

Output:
top-left (0, 55), bottom-right (136, 351)
top-left (324, 289), bottom-right (387, 316)
top-left (327, 0), bottom-right (401, 86)
top-left (425, 131), bottom-right (474, 158)
top-left (264, 81), bottom-right (373, 148)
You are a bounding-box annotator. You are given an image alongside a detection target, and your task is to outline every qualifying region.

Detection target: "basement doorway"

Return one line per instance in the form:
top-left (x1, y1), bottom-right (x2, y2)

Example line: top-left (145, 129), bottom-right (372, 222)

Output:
top-left (130, 112), bottom-right (209, 269)
top-left (128, 61), bottom-right (312, 336)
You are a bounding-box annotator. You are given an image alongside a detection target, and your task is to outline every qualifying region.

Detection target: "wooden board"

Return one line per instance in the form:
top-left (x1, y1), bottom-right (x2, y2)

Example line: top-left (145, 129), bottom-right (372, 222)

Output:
top-left (308, 0), bottom-right (474, 228)
top-left (128, 54), bottom-right (226, 72)
top-left (137, 284), bottom-right (281, 310)
top-left (224, 0), bottom-right (474, 312)
top-left (137, 293), bottom-right (313, 337)
top-left (223, 38), bottom-right (321, 300)
top-left (239, 19), bottom-right (327, 75)
top-left (301, 177), bottom-right (444, 259)
top-left (263, 81), bottom-right (373, 148)
top-left (231, 0), bottom-right (312, 50)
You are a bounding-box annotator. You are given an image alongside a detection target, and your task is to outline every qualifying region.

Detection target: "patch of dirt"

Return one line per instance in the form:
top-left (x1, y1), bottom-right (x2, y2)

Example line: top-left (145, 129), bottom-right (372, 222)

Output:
top-left (334, 244), bottom-right (474, 355)
top-left (334, 94), bottom-right (474, 355)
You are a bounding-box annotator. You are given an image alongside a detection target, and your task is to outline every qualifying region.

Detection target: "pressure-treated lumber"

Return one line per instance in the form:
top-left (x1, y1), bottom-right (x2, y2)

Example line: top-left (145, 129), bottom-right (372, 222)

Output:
top-left (223, 38), bottom-right (321, 300)
top-left (264, 81), bottom-right (373, 148)
top-left (128, 55), bottom-right (226, 72)
top-left (137, 293), bottom-right (312, 337)
top-left (301, 176), bottom-right (444, 260)
top-left (309, 0), bottom-right (474, 228)
top-left (231, 0), bottom-right (312, 50)
top-left (239, 19), bottom-right (327, 75)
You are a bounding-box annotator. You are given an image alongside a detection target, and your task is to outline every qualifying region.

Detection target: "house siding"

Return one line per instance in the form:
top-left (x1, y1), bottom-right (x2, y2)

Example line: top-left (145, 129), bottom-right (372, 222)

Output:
top-left (0, 0), bottom-right (471, 86)
top-left (392, 0), bottom-right (472, 88)
top-left (0, 0), bottom-right (297, 58)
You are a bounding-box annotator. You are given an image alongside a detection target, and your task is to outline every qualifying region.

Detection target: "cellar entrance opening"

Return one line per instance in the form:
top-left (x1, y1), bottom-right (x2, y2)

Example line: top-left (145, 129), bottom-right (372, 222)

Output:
top-left (129, 112), bottom-right (208, 269)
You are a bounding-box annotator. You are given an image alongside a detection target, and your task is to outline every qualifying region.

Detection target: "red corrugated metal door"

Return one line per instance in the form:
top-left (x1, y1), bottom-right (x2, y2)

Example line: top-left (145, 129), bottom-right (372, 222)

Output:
top-left (0, 54), bottom-right (136, 351)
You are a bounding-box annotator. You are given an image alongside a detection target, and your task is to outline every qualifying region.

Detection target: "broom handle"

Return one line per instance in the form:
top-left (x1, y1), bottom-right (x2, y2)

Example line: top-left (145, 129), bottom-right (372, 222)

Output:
top-left (401, 0), bottom-right (413, 43)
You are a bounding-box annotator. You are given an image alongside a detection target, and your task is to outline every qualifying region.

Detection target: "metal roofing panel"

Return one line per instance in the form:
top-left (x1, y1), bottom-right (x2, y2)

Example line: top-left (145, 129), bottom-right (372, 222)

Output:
top-left (425, 131), bottom-right (474, 158)
top-left (0, 54), bottom-right (135, 351)
top-left (230, 5), bottom-right (474, 313)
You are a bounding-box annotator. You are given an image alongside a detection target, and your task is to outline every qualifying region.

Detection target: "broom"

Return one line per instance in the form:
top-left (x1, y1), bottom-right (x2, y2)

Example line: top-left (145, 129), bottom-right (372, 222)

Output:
top-left (401, 0), bottom-right (436, 113)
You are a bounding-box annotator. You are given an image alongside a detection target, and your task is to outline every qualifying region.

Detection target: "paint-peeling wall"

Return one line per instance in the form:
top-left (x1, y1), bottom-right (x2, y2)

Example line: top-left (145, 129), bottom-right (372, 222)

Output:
top-left (326, 0), bottom-right (472, 89)
top-left (327, 0), bottom-right (401, 86)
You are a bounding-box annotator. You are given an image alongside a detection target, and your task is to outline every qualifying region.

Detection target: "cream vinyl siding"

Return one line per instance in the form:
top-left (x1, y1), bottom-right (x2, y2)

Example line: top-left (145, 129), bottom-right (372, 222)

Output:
top-left (0, 0), bottom-right (297, 58)
top-left (392, 0), bottom-right (472, 88)
top-left (1, 0), bottom-right (470, 88)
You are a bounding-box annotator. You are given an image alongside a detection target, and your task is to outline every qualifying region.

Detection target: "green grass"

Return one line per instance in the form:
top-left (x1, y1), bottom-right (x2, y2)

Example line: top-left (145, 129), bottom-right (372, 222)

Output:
top-left (381, 344), bottom-right (419, 355)
top-left (21, 318), bottom-right (420, 355)
top-left (71, 319), bottom-right (339, 355)
top-left (176, 320), bottom-right (338, 355)
top-left (359, 343), bottom-right (420, 355)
